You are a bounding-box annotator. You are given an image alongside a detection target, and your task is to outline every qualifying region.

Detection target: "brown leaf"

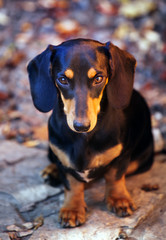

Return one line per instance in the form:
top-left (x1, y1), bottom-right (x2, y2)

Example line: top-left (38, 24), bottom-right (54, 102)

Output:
top-left (6, 51), bottom-right (26, 68)
top-left (21, 22), bottom-right (33, 32)
top-left (0, 0), bottom-right (4, 8)
top-left (2, 123), bottom-right (17, 139)
top-left (141, 183), bottom-right (159, 192)
top-left (0, 91), bottom-right (10, 101)
top-left (0, 48), bottom-right (26, 69)
top-left (55, 19), bottom-right (80, 36)
top-left (23, 140), bottom-right (41, 148)
top-left (20, 1), bottom-right (36, 12)
top-left (38, 0), bottom-right (68, 9)
top-left (96, 1), bottom-right (119, 16)
top-left (119, 1), bottom-right (157, 19)
top-left (33, 124), bottom-right (48, 141)
top-left (6, 223), bottom-right (34, 238)
top-left (8, 232), bottom-right (20, 240)
top-left (8, 111), bottom-right (22, 121)
top-left (34, 216), bottom-right (44, 230)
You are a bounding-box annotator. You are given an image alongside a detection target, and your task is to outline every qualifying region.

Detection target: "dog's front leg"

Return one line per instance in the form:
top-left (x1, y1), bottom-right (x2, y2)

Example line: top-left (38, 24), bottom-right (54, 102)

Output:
top-left (105, 168), bottom-right (136, 217)
top-left (59, 175), bottom-right (86, 228)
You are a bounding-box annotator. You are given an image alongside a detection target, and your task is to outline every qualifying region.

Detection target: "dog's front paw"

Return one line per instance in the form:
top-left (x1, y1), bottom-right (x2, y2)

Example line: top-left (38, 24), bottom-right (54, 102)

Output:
top-left (41, 163), bottom-right (61, 186)
top-left (106, 196), bottom-right (137, 217)
top-left (59, 207), bottom-right (86, 228)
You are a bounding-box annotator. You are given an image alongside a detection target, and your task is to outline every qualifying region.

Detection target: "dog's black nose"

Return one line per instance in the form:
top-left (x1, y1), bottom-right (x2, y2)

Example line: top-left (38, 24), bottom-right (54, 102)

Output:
top-left (73, 120), bottom-right (90, 132)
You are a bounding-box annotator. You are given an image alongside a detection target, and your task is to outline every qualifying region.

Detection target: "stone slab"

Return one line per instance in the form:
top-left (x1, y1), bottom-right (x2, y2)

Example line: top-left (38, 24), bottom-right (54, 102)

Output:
top-left (29, 154), bottom-right (166, 240)
top-left (0, 140), bottom-right (40, 167)
top-left (29, 183), bottom-right (163, 240)
top-left (0, 233), bottom-right (10, 240)
top-left (130, 198), bottom-right (166, 240)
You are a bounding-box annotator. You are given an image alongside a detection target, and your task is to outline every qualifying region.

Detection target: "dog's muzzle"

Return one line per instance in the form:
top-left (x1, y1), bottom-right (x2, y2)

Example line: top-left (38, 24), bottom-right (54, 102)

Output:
top-left (73, 119), bottom-right (90, 132)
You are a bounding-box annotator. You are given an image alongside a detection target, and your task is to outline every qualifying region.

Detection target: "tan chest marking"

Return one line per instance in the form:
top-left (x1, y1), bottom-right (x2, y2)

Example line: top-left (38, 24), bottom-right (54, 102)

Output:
top-left (88, 143), bottom-right (123, 169)
top-left (49, 142), bottom-right (73, 168)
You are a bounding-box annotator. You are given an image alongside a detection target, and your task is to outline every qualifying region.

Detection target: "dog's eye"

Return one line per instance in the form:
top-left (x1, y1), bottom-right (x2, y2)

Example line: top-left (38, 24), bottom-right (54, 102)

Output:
top-left (94, 76), bottom-right (103, 85)
top-left (57, 77), bottom-right (69, 85)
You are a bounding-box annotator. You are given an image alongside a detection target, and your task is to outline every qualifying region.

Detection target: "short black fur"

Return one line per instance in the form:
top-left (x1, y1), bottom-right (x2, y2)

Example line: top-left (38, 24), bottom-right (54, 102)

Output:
top-left (27, 38), bottom-right (154, 188)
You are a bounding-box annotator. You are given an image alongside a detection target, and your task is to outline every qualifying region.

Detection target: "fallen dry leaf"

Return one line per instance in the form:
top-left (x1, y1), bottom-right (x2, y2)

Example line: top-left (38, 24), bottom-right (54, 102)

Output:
top-left (119, 1), bottom-right (157, 19)
top-left (34, 216), bottom-right (44, 230)
top-left (32, 124), bottom-right (48, 141)
top-left (6, 222), bottom-right (34, 238)
top-left (141, 183), bottom-right (159, 192)
top-left (0, 49), bottom-right (26, 69)
top-left (38, 0), bottom-right (69, 9)
top-left (21, 22), bottom-right (33, 32)
top-left (0, 91), bottom-right (10, 101)
top-left (96, 1), bottom-right (119, 15)
top-left (0, 0), bottom-right (4, 8)
top-left (55, 19), bottom-right (80, 36)
top-left (23, 140), bottom-right (41, 148)
top-left (8, 111), bottom-right (22, 121)
top-left (6, 51), bottom-right (26, 68)
top-left (8, 232), bottom-right (20, 240)
top-left (2, 123), bottom-right (17, 139)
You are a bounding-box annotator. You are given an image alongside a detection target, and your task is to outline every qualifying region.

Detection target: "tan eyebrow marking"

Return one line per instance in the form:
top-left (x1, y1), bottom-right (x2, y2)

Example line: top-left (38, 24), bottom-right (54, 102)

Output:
top-left (64, 69), bottom-right (74, 79)
top-left (87, 68), bottom-right (97, 79)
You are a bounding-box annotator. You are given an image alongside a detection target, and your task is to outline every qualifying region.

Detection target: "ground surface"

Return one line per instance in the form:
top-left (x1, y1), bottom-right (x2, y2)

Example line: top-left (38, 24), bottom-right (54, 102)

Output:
top-left (0, 0), bottom-right (166, 239)
top-left (0, 141), bottom-right (166, 240)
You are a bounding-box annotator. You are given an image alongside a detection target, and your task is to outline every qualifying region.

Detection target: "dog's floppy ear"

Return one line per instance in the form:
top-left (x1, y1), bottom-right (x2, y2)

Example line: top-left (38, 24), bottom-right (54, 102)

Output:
top-left (27, 45), bottom-right (57, 112)
top-left (106, 42), bottom-right (136, 109)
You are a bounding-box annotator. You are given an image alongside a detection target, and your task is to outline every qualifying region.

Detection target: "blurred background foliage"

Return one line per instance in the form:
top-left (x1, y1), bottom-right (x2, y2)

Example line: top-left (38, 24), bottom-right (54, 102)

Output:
top-left (0, 0), bottom-right (166, 150)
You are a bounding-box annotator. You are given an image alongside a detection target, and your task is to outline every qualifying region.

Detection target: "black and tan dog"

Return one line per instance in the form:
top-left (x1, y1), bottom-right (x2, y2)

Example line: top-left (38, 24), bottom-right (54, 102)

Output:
top-left (27, 39), bottom-right (153, 227)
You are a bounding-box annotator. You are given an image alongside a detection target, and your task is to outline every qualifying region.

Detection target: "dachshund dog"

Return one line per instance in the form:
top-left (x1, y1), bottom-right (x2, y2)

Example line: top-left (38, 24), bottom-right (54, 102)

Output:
top-left (27, 39), bottom-right (153, 228)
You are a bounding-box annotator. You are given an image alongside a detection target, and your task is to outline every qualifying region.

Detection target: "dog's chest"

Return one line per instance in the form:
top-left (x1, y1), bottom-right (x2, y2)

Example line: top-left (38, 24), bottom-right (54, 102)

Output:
top-left (50, 141), bottom-right (123, 182)
top-left (78, 143), bottom-right (122, 182)
top-left (76, 169), bottom-right (93, 183)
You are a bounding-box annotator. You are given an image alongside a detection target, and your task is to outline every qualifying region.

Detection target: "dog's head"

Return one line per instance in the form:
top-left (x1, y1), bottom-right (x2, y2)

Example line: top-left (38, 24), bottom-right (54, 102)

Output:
top-left (27, 39), bottom-right (136, 133)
